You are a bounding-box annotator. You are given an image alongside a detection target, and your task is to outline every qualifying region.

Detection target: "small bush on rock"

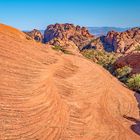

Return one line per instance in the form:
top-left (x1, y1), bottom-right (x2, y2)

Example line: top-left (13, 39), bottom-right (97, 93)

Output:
top-left (52, 46), bottom-right (72, 54)
top-left (126, 74), bottom-right (140, 92)
top-left (135, 45), bottom-right (140, 51)
top-left (114, 66), bottom-right (132, 82)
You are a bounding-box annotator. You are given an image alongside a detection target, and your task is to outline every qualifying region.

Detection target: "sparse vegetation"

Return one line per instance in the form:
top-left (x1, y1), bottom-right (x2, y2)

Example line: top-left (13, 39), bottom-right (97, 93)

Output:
top-left (126, 74), bottom-right (140, 92)
top-left (81, 49), bottom-right (117, 72)
top-left (52, 45), bottom-right (72, 54)
top-left (135, 45), bottom-right (140, 51)
top-left (52, 45), bottom-right (63, 51)
top-left (113, 66), bottom-right (140, 93)
top-left (114, 66), bottom-right (132, 82)
top-left (26, 35), bottom-right (32, 40)
top-left (81, 49), bottom-right (140, 93)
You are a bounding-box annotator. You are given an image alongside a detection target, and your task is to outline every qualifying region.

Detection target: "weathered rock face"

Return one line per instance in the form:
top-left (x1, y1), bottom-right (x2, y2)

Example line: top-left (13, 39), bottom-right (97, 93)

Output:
top-left (83, 35), bottom-right (116, 52)
top-left (1, 24), bottom-right (140, 140)
top-left (82, 37), bottom-right (104, 51)
top-left (24, 29), bottom-right (43, 42)
top-left (104, 28), bottom-right (140, 53)
top-left (115, 53), bottom-right (140, 74)
top-left (44, 23), bottom-right (94, 50)
top-left (87, 27), bottom-right (140, 53)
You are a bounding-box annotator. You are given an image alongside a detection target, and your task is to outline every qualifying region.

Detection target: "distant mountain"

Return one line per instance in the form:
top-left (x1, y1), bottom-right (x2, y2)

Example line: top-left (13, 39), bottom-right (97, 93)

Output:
top-left (88, 27), bottom-right (129, 36)
top-left (40, 30), bottom-right (44, 35)
top-left (41, 27), bottom-right (130, 37)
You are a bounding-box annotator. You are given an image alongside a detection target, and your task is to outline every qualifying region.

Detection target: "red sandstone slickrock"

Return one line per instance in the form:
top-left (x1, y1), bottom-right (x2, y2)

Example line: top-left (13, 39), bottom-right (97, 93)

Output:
top-left (0, 24), bottom-right (140, 140)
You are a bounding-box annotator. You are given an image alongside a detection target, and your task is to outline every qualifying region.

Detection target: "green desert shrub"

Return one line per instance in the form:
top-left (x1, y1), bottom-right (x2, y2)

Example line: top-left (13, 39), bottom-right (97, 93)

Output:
top-left (114, 66), bottom-right (132, 82)
top-left (81, 49), bottom-right (140, 93)
top-left (135, 45), bottom-right (140, 51)
top-left (52, 45), bottom-right (63, 51)
top-left (81, 49), bottom-right (117, 72)
top-left (126, 74), bottom-right (140, 92)
top-left (52, 46), bottom-right (72, 54)
top-left (26, 35), bottom-right (32, 40)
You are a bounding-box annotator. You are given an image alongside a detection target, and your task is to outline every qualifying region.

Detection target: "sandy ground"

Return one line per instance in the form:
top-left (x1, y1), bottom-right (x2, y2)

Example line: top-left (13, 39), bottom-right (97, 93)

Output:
top-left (0, 24), bottom-right (140, 140)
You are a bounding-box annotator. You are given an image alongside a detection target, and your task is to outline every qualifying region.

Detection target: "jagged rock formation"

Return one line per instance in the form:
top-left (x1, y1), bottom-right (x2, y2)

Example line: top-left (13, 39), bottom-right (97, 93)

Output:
top-left (1, 24), bottom-right (140, 140)
top-left (44, 23), bottom-right (94, 50)
top-left (23, 26), bottom-right (140, 54)
top-left (86, 27), bottom-right (140, 54)
top-left (24, 29), bottom-right (43, 42)
top-left (105, 28), bottom-right (140, 53)
top-left (115, 52), bottom-right (140, 74)
top-left (82, 36), bottom-right (105, 51)
top-left (88, 27), bottom-right (129, 36)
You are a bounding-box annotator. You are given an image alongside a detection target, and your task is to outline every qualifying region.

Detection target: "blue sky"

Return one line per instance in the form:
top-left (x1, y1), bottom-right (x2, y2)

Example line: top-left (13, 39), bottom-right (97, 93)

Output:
top-left (0, 0), bottom-right (140, 30)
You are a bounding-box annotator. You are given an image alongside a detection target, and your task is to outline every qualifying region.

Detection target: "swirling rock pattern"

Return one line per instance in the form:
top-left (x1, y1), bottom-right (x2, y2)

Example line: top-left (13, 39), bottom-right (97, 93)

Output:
top-left (0, 24), bottom-right (140, 140)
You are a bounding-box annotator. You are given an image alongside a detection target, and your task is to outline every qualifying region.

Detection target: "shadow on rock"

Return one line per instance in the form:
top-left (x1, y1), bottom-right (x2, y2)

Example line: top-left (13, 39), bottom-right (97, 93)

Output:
top-left (124, 93), bottom-right (140, 135)
top-left (123, 114), bottom-right (140, 135)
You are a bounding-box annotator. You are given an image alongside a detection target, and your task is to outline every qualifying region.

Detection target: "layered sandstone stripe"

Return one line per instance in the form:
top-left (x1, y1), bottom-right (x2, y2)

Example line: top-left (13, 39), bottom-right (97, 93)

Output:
top-left (0, 24), bottom-right (140, 140)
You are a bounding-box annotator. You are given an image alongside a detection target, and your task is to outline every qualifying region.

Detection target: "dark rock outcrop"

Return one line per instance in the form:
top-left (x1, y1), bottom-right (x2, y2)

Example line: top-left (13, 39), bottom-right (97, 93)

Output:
top-left (82, 37), bottom-right (104, 51)
top-left (115, 53), bottom-right (140, 74)
top-left (83, 35), bottom-right (115, 52)
top-left (24, 29), bottom-right (43, 42)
